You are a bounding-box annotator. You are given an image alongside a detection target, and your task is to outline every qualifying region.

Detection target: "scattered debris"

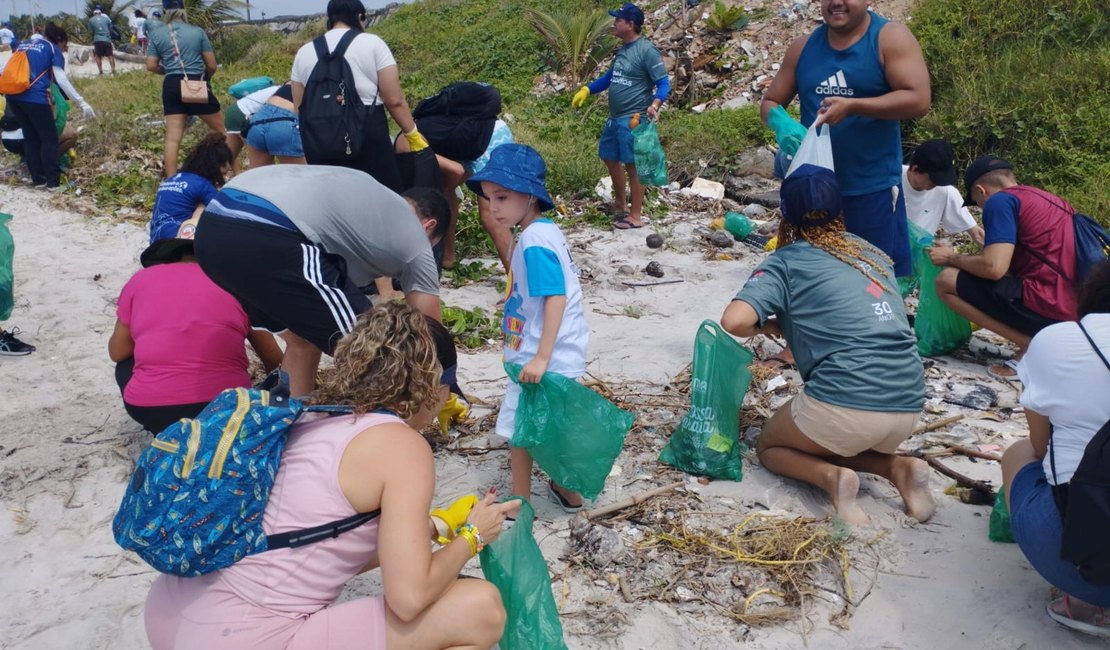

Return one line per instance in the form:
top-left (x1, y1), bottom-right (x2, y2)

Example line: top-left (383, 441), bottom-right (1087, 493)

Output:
top-left (942, 383), bottom-right (998, 411)
top-left (709, 230), bottom-right (735, 248)
top-left (645, 261), bottom-right (666, 278)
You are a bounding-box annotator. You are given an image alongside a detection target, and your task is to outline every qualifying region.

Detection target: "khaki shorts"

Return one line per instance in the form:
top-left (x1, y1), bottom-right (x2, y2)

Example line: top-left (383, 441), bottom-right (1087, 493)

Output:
top-left (790, 391), bottom-right (919, 457)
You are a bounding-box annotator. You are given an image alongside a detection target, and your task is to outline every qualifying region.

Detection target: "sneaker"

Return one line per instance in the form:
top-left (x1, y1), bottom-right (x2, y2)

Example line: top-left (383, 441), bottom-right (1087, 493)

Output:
top-left (0, 328), bottom-right (35, 356)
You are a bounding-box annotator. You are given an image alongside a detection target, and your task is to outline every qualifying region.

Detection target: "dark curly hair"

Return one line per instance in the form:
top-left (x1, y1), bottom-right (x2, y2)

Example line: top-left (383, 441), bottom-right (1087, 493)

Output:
top-left (180, 133), bottom-right (233, 187)
top-left (44, 22), bottom-right (67, 45)
top-left (1079, 259), bottom-right (1110, 318)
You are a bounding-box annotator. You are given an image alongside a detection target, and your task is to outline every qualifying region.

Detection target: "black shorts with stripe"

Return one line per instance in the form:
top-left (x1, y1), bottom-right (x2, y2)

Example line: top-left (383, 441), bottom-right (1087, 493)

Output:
top-left (193, 213), bottom-right (370, 355)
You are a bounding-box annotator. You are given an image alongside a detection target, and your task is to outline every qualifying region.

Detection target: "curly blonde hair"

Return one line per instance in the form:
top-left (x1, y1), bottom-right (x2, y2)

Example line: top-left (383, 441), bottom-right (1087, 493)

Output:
top-left (309, 302), bottom-right (441, 419)
top-left (778, 211), bottom-right (894, 290)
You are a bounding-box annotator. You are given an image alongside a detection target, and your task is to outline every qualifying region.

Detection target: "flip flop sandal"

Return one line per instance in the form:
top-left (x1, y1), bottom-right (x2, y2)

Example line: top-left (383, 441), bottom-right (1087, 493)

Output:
top-left (547, 480), bottom-right (583, 513)
top-left (1046, 595), bottom-right (1110, 637)
top-left (987, 359), bottom-right (1020, 382)
top-left (613, 217), bottom-right (644, 230)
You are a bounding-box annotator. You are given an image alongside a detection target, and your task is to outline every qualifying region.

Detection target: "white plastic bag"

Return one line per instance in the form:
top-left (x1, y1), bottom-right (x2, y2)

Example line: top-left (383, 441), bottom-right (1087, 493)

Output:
top-left (785, 123), bottom-right (834, 177)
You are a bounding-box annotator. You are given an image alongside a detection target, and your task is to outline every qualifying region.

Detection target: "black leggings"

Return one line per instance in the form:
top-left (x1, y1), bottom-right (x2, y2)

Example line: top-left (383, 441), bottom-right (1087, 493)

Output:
top-left (7, 99), bottom-right (59, 187)
top-left (305, 104), bottom-right (402, 192)
top-left (115, 358), bottom-right (208, 434)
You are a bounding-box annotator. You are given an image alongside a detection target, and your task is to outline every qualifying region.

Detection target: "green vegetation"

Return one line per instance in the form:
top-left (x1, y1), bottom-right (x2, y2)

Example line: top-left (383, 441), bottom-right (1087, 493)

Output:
top-left (909, 0), bottom-right (1110, 221)
top-left (705, 2), bottom-right (750, 33)
top-left (441, 305), bottom-right (502, 349)
top-left (526, 7), bottom-right (617, 84)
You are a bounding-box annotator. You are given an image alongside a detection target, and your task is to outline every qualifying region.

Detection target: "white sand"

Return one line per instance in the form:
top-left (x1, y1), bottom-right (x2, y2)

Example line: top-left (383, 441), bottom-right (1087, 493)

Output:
top-left (0, 182), bottom-right (1104, 649)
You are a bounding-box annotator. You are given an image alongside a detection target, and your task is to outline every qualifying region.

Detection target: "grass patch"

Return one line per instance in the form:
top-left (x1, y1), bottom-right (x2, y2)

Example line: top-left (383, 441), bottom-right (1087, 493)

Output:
top-left (909, 0), bottom-right (1110, 222)
top-left (442, 304), bottom-right (502, 349)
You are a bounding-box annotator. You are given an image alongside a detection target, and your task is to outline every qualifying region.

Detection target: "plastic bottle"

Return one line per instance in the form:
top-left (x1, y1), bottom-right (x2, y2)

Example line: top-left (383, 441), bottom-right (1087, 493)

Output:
top-left (629, 112), bottom-right (640, 129)
top-left (723, 211), bottom-right (754, 240)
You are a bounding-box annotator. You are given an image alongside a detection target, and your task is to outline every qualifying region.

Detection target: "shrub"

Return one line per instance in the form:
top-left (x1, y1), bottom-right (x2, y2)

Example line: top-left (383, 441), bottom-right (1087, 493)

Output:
top-left (526, 7), bottom-right (618, 84)
top-left (705, 1), bottom-right (749, 33)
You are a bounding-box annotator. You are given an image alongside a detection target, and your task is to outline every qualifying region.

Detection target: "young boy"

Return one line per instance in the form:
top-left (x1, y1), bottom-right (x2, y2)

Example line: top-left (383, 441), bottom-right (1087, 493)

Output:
top-left (903, 139), bottom-right (984, 245)
top-left (467, 144), bottom-right (591, 510)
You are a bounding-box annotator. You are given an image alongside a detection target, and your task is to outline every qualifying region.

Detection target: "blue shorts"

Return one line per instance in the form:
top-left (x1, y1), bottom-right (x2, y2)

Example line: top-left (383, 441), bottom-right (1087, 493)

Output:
top-left (598, 117), bottom-right (635, 164)
top-left (1009, 461), bottom-right (1110, 606)
top-left (842, 186), bottom-right (912, 277)
top-left (245, 104), bottom-right (304, 159)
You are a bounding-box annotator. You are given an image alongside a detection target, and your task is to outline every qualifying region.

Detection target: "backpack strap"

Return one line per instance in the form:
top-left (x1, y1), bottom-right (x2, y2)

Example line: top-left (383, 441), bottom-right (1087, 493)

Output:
top-left (266, 509), bottom-right (381, 549)
top-left (314, 28), bottom-right (360, 62)
top-left (1050, 321), bottom-right (1109, 489)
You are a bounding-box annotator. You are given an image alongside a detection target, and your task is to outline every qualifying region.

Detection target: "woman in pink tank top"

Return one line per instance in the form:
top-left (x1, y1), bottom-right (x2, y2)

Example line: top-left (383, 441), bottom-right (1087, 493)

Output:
top-left (144, 302), bottom-right (518, 649)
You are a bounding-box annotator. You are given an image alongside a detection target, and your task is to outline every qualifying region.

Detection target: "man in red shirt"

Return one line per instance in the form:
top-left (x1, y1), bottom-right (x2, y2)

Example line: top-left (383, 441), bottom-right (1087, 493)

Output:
top-left (928, 156), bottom-right (1078, 356)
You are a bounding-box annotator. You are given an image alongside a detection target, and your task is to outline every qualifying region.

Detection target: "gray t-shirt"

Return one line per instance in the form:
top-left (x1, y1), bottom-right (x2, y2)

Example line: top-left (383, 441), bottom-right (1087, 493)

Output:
top-left (89, 14), bottom-right (112, 42)
top-left (608, 37), bottom-right (667, 119)
top-left (147, 22), bottom-right (212, 77)
top-left (222, 165), bottom-right (439, 296)
top-left (735, 237), bottom-right (924, 412)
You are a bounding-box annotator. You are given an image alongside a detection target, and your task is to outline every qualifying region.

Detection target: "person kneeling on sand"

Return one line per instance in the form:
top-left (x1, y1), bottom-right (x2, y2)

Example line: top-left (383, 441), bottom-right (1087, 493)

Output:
top-left (109, 219), bottom-right (283, 433)
top-left (193, 165), bottom-right (446, 396)
top-left (1000, 260), bottom-right (1110, 637)
top-left (720, 164), bottom-right (934, 525)
top-left (143, 302), bottom-right (517, 650)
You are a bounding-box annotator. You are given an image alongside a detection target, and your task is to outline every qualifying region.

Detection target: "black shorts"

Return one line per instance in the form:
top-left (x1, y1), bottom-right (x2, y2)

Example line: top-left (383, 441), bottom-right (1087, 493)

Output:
top-left (193, 214), bottom-right (371, 355)
top-left (93, 41), bottom-right (113, 57)
top-left (162, 74), bottom-right (221, 117)
top-left (955, 272), bottom-right (1060, 337)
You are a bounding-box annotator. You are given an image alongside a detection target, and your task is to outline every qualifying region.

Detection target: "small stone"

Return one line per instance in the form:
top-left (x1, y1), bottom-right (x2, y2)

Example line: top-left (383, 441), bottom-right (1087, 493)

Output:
top-left (618, 265), bottom-right (636, 276)
top-left (709, 231), bottom-right (735, 248)
top-left (646, 233), bottom-right (664, 249)
top-left (645, 261), bottom-right (665, 278)
top-left (743, 203), bottom-right (768, 218)
top-left (722, 95), bottom-right (751, 110)
top-left (691, 103), bottom-right (708, 114)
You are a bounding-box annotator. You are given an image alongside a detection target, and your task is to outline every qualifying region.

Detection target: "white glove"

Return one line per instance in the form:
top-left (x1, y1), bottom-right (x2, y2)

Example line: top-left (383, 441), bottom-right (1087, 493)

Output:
top-left (81, 102), bottom-right (96, 119)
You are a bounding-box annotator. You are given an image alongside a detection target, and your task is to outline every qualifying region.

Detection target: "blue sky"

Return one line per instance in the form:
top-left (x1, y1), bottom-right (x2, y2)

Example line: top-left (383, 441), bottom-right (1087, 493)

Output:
top-left (8, 0), bottom-right (402, 20)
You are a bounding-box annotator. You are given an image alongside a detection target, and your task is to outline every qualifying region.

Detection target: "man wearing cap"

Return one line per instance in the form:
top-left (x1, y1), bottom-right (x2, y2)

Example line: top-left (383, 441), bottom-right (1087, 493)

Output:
top-left (761, 0), bottom-right (930, 277)
top-left (192, 165), bottom-right (447, 396)
top-left (88, 6), bottom-right (116, 75)
top-left (572, 2), bottom-right (670, 230)
top-left (927, 156), bottom-right (1079, 354)
top-left (903, 139), bottom-right (983, 245)
top-left (0, 22), bottom-right (15, 51)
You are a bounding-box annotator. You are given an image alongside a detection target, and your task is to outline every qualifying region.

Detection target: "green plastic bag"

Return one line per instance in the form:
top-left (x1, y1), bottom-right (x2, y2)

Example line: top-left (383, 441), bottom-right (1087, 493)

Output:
top-left (507, 364), bottom-right (633, 500)
top-left (659, 320), bottom-right (754, 481)
top-left (910, 221), bottom-right (972, 356)
top-left (989, 487), bottom-right (1015, 543)
top-left (479, 498), bottom-right (568, 650)
top-left (0, 213), bottom-right (14, 321)
top-left (632, 120), bottom-right (668, 187)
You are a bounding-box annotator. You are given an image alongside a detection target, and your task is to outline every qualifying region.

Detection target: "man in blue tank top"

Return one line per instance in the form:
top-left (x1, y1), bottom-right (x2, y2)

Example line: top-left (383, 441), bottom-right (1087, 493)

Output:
top-left (761, 0), bottom-right (930, 278)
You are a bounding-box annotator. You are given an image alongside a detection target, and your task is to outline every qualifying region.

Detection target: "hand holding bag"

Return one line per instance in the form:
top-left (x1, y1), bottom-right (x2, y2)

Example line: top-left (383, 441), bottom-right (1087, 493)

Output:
top-left (785, 122), bottom-right (834, 177)
top-left (169, 26), bottom-right (207, 104)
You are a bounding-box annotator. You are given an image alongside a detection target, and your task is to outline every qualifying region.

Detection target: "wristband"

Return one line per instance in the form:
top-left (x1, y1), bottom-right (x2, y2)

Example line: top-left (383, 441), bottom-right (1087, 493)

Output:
top-left (455, 523), bottom-right (484, 556)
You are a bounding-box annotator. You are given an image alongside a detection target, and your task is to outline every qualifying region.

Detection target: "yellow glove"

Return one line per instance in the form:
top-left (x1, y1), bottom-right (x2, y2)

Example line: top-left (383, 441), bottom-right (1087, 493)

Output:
top-left (764, 235), bottom-right (779, 252)
top-left (404, 128), bottom-right (430, 152)
top-left (430, 494), bottom-right (479, 545)
top-left (437, 393), bottom-right (468, 436)
top-left (571, 86), bottom-right (590, 109)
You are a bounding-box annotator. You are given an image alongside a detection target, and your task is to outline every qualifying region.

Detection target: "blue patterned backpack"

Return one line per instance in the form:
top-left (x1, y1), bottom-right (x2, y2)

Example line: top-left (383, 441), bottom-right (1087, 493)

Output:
top-left (112, 377), bottom-right (379, 577)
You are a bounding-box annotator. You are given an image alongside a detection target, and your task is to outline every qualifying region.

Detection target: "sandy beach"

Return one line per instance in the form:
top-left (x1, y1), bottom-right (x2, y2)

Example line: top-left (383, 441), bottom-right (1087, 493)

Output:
top-left (0, 175), bottom-right (1104, 649)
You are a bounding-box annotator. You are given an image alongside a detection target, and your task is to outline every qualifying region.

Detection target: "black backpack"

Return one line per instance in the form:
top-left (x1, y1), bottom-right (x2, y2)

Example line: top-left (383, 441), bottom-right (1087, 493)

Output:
top-left (299, 29), bottom-right (368, 164)
top-left (1050, 321), bottom-right (1110, 586)
top-left (412, 82), bottom-right (501, 162)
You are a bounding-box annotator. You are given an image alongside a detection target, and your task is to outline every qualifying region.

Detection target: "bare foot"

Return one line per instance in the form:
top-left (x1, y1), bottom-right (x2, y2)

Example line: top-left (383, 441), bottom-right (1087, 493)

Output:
top-left (891, 457), bottom-right (936, 523)
top-left (829, 467), bottom-right (869, 526)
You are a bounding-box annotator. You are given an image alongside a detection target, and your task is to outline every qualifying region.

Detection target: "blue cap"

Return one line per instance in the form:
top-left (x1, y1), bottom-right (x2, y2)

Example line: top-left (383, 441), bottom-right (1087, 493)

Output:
top-left (609, 2), bottom-right (645, 26)
top-left (780, 164), bottom-right (842, 227)
top-left (162, 0), bottom-right (185, 9)
top-left (466, 144), bottom-right (555, 213)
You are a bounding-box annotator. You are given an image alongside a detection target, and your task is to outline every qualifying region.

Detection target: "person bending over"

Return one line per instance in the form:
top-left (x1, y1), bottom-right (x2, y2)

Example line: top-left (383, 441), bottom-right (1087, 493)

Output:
top-left (148, 133), bottom-right (231, 243)
top-left (721, 164), bottom-right (933, 525)
top-left (143, 302), bottom-right (517, 649)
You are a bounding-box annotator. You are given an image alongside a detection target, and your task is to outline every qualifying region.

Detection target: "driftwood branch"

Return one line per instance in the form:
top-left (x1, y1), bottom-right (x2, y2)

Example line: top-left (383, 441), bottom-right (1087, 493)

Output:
top-left (912, 414), bottom-right (964, 435)
top-left (621, 279), bottom-right (685, 287)
top-left (946, 443), bottom-right (1002, 462)
top-left (906, 451), bottom-right (996, 497)
top-left (581, 481), bottom-right (684, 520)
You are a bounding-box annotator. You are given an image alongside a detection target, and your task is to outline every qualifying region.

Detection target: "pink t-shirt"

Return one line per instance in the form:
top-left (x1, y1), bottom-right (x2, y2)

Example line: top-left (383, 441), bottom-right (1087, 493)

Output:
top-left (117, 263), bottom-right (251, 406)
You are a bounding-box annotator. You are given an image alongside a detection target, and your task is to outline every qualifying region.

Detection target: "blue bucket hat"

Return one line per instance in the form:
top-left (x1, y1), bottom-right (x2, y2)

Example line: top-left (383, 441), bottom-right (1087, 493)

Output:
top-left (466, 144), bottom-right (555, 213)
top-left (780, 164), bottom-right (842, 227)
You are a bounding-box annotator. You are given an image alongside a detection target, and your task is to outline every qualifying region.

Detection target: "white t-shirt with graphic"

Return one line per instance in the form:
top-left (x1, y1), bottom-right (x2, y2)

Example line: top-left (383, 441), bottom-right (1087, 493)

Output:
top-left (502, 219), bottom-right (589, 376)
top-left (1018, 314), bottom-right (1110, 484)
top-left (902, 166), bottom-right (977, 236)
top-left (291, 28), bottom-right (396, 107)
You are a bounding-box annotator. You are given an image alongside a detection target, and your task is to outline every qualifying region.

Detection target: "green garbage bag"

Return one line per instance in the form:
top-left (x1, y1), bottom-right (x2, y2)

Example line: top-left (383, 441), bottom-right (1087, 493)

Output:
top-left (632, 120), bottom-right (668, 187)
top-left (659, 320), bottom-right (754, 481)
top-left (910, 221), bottom-right (972, 356)
top-left (479, 498), bottom-right (568, 650)
top-left (989, 487), bottom-right (1015, 543)
top-left (507, 363), bottom-right (633, 500)
top-left (0, 213), bottom-right (14, 321)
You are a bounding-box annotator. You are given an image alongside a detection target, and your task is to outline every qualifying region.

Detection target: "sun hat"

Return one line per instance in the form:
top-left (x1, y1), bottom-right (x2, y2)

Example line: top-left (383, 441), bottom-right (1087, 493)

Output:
top-left (909, 139), bottom-right (957, 187)
top-left (466, 144), bottom-right (555, 213)
top-left (779, 164), bottom-right (842, 227)
top-left (609, 3), bottom-right (645, 26)
top-left (962, 155), bottom-right (1013, 206)
top-left (140, 217), bottom-right (199, 268)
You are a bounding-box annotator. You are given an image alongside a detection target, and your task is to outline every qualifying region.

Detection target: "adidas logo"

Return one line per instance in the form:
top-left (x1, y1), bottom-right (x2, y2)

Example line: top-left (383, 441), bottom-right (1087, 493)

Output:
top-left (815, 70), bottom-right (854, 97)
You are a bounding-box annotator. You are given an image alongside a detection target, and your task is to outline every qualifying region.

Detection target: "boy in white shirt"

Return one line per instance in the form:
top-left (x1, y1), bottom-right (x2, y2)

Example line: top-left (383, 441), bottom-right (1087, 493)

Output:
top-left (467, 144), bottom-right (591, 511)
top-left (903, 139), bottom-right (984, 246)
